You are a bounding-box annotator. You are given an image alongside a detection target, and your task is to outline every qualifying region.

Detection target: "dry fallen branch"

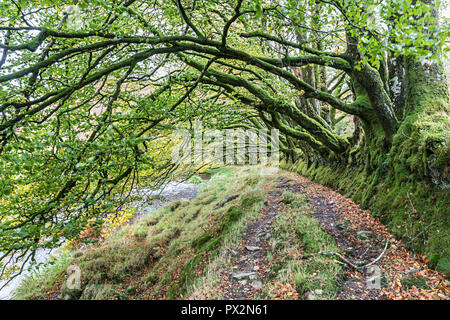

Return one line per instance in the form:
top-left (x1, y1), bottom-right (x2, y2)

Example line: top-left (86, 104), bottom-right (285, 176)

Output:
top-left (320, 240), bottom-right (390, 270)
top-left (319, 251), bottom-right (358, 269)
top-left (363, 240), bottom-right (390, 268)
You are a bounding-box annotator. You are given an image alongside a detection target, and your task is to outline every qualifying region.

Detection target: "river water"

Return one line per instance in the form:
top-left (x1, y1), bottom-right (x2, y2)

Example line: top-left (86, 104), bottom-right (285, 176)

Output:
top-left (0, 181), bottom-right (201, 300)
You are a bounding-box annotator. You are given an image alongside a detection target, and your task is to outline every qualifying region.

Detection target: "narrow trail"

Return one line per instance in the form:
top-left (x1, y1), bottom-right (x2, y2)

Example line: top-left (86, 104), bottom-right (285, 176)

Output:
top-left (220, 171), bottom-right (448, 300)
top-left (285, 172), bottom-right (448, 300)
top-left (221, 176), bottom-right (289, 299)
top-left (304, 183), bottom-right (385, 299)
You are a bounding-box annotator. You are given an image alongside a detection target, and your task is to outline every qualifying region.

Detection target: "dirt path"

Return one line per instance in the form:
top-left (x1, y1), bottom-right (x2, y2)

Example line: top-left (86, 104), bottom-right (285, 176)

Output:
top-left (221, 176), bottom-right (292, 299)
top-left (221, 171), bottom-right (448, 300)
top-left (306, 186), bottom-right (386, 299)
top-left (286, 172), bottom-right (448, 300)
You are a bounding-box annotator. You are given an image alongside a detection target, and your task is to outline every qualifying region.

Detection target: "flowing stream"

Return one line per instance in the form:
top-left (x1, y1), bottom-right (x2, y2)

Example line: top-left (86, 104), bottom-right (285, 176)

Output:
top-left (0, 181), bottom-right (201, 300)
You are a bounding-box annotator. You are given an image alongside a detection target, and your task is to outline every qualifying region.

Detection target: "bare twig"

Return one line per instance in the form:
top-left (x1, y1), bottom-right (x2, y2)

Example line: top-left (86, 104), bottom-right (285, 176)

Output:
top-left (363, 240), bottom-right (390, 268)
top-left (320, 251), bottom-right (358, 269)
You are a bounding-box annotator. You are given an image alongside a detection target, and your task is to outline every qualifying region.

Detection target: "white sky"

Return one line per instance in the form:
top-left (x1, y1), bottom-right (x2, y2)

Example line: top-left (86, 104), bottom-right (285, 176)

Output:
top-left (443, 0), bottom-right (450, 18)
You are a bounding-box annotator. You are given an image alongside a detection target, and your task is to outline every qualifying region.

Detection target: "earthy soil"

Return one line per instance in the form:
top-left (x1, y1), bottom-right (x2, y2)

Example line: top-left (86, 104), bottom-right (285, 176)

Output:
top-left (221, 176), bottom-right (289, 299)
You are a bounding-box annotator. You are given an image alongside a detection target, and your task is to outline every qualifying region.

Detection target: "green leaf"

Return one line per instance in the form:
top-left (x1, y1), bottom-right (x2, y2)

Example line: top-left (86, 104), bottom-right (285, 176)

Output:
top-left (254, 0), bottom-right (263, 19)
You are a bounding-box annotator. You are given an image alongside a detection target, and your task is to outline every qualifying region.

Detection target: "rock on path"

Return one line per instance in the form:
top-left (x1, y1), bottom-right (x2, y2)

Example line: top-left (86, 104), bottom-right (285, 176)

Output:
top-left (221, 176), bottom-right (292, 300)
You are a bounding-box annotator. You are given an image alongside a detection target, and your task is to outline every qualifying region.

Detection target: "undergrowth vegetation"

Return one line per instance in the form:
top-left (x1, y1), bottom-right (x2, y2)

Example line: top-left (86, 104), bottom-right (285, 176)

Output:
top-left (13, 251), bottom-right (74, 300)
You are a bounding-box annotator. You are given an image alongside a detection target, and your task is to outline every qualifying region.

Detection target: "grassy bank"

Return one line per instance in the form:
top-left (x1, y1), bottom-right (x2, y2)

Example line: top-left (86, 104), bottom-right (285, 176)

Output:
top-left (14, 167), bottom-right (270, 299)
